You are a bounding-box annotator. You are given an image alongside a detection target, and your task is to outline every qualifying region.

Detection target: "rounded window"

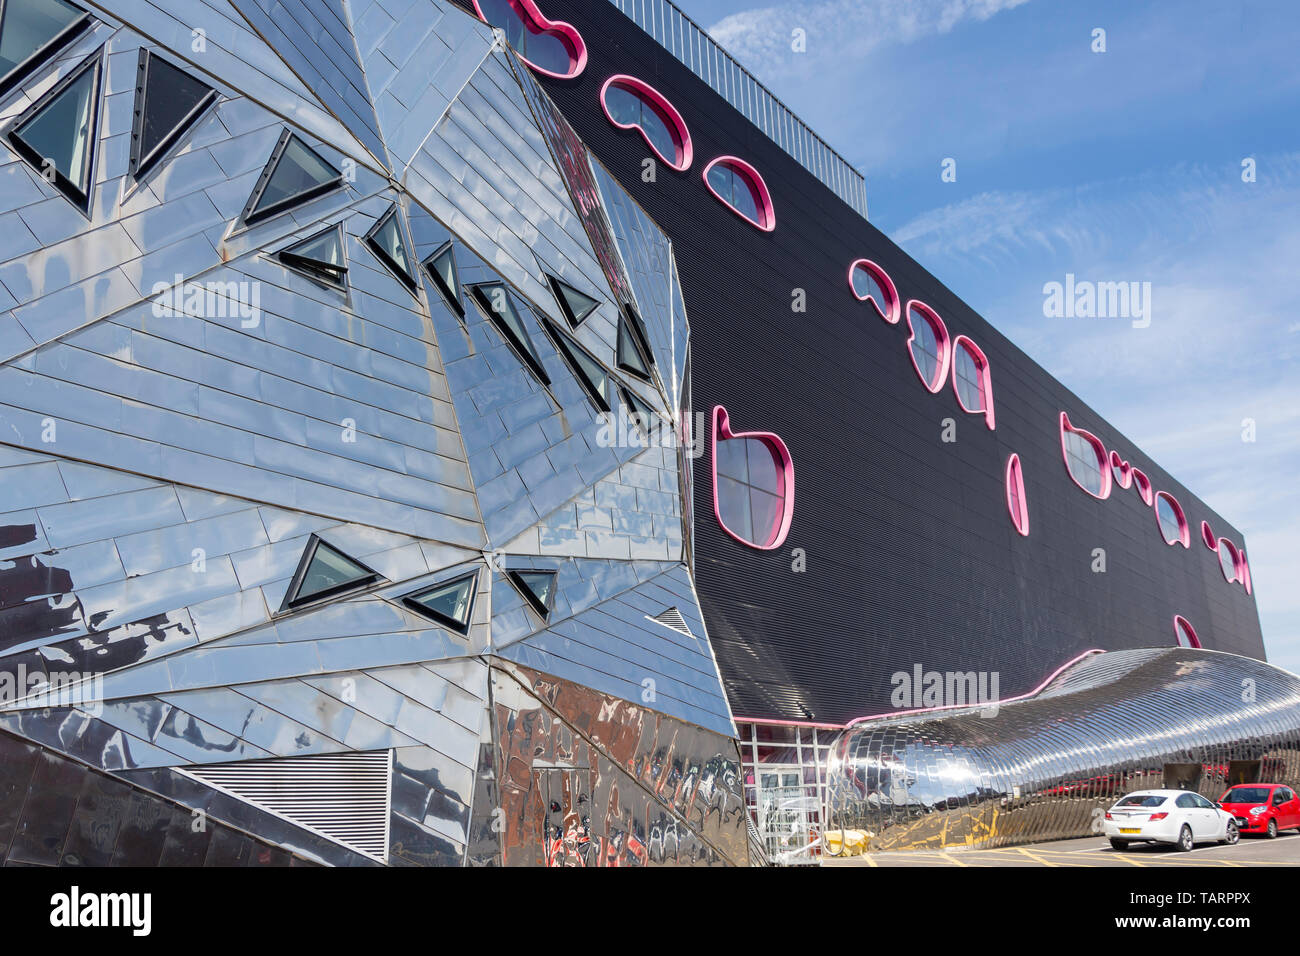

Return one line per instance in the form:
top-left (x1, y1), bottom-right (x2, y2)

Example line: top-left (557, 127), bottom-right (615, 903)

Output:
top-left (1201, 520), bottom-right (1217, 551)
top-left (1217, 538), bottom-right (1239, 582)
top-left (1174, 616), bottom-right (1202, 649)
top-left (472, 0), bottom-right (587, 78)
top-left (848, 259), bottom-right (899, 323)
top-left (703, 156), bottom-right (774, 231)
top-left (904, 301), bottom-right (950, 393)
top-left (1155, 491), bottom-right (1189, 547)
top-left (952, 336), bottom-right (994, 430)
top-left (601, 75), bottom-right (692, 171)
top-left (1006, 454), bottom-right (1029, 537)
top-left (1060, 413), bottom-right (1111, 500)
top-left (1131, 468), bottom-right (1153, 506)
top-left (1109, 451), bottom-right (1131, 490)
top-left (712, 405), bottom-right (793, 550)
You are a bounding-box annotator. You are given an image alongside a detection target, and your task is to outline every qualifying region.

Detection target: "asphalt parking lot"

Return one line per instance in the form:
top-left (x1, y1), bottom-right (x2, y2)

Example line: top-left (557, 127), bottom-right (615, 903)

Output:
top-left (824, 832), bottom-right (1300, 867)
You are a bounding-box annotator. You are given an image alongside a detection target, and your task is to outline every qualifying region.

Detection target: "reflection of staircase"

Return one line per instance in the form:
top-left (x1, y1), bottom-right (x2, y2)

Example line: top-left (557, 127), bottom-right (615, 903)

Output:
top-left (746, 817), bottom-right (770, 866)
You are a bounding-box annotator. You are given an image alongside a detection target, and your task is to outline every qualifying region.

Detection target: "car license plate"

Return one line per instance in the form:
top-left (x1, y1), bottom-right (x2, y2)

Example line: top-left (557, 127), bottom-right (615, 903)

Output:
top-left (1119, 828), bottom-right (1141, 834)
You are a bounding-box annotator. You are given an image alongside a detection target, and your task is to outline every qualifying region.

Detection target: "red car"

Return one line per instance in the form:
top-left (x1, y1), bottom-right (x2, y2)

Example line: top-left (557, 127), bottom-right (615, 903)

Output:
top-left (1218, 784), bottom-right (1300, 838)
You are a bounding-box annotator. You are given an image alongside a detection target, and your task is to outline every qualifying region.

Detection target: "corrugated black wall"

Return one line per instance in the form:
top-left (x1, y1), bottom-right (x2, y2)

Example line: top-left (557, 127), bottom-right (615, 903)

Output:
top-left (468, 0), bottom-right (1266, 723)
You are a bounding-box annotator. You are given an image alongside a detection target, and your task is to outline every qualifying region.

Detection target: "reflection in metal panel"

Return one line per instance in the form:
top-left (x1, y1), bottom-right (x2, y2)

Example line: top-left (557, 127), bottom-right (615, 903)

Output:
top-left (824, 649), bottom-right (1300, 852)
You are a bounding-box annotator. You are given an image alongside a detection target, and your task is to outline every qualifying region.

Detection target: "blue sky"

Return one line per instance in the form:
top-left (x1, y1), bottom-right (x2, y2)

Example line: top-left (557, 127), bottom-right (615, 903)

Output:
top-left (680, 0), bottom-right (1300, 669)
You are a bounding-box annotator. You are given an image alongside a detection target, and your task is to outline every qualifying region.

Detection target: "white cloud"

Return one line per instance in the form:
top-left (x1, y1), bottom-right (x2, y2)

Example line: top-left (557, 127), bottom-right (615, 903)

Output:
top-left (707, 0), bottom-right (1032, 73)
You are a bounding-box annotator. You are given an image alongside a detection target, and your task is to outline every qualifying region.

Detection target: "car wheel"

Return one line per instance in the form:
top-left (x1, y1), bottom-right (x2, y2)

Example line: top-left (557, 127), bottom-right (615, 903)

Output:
top-left (1177, 825), bottom-right (1193, 852)
top-left (1267, 819), bottom-right (1278, 839)
top-left (1222, 821), bottom-right (1239, 845)
top-left (1109, 838), bottom-right (1128, 851)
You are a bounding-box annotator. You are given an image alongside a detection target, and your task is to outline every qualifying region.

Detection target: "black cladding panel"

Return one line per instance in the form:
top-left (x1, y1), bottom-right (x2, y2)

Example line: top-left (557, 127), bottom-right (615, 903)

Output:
top-left (505, 0), bottom-right (1266, 724)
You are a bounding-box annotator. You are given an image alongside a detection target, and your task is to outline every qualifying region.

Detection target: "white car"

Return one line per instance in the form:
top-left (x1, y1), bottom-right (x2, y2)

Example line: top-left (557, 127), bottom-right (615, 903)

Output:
top-left (1103, 789), bottom-right (1240, 851)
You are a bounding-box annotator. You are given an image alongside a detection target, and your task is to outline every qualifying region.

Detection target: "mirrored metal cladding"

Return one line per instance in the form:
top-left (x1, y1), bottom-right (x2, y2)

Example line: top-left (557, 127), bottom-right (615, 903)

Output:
top-left (824, 648), bottom-right (1300, 852)
top-left (0, 0), bottom-right (733, 866)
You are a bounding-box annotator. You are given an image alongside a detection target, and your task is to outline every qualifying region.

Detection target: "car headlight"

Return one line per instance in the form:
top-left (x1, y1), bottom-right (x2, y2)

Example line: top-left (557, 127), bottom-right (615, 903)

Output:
top-left (1250, 807), bottom-right (1266, 816)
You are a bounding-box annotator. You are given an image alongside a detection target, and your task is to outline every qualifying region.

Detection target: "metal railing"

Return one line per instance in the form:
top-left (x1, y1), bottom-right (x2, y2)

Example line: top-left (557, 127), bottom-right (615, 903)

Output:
top-left (607, 0), bottom-right (869, 219)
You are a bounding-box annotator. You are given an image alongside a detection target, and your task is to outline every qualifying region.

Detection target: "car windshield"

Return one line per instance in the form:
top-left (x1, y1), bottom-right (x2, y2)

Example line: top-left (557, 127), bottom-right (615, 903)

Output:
top-left (1115, 794), bottom-right (1166, 808)
top-left (1224, 787), bottom-right (1272, 804)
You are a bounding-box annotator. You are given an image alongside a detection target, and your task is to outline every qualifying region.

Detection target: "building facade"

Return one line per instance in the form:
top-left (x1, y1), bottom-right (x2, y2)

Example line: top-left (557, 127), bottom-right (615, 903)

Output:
top-left (0, 0), bottom-right (1280, 866)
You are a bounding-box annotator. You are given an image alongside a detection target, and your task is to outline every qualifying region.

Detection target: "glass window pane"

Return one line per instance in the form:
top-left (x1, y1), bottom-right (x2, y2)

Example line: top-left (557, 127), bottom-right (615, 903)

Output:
top-left (717, 475), bottom-right (753, 542)
top-left (370, 211), bottom-right (412, 278)
top-left (706, 162), bottom-right (731, 198)
top-left (729, 171), bottom-right (761, 222)
top-left (749, 488), bottom-right (782, 545)
top-left (1065, 432), bottom-right (1104, 496)
top-left (1156, 495), bottom-right (1182, 544)
top-left (139, 55), bottom-right (212, 160)
top-left (409, 575), bottom-right (475, 628)
top-left (14, 61), bottom-right (95, 190)
top-left (745, 438), bottom-right (781, 494)
top-left (604, 84), bottom-right (642, 127)
top-left (715, 436), bottom-right (748, 482)
top-left (298, 544), bottom-right (371, 600)
top-left (257, 135), bottom-right (338, 213)
top-left (0, 0), bottom-right (82, 80)
top-left (1218, 542), bottom-right (1236, 581)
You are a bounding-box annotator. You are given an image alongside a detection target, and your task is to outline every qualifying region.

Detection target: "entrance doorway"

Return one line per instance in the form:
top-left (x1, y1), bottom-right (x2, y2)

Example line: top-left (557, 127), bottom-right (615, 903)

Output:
top-left (756, 766), bottom-right (819, 865)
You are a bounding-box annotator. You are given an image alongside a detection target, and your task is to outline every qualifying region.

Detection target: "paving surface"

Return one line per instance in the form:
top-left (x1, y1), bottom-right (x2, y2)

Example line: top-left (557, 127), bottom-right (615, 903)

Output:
top-left (823, 832), bottom-right (1300, 866)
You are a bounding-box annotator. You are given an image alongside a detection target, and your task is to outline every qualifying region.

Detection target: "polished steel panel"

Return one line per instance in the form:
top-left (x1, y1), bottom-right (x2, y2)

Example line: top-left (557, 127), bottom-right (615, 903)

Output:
top-left (824, 648), bottom-right (1300, 851)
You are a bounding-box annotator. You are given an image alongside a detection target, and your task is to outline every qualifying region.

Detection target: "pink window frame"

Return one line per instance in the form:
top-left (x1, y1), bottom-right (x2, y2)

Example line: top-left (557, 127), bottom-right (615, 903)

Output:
top-left (1173, 615), bottom-right (1202, 649)
top-left (711, 404), bottom-right (794, 550)
top-left (1216, 536), bottom-right (1242, 583)
top-left (1154, 490), bottom-right (1190, 548)
top-left (1131, 467), bottom-right (1153, 506)
top-left (1109, 450), bottom-right (1132, 490)
top-left (1200, 520), bottom-right (1217, 551)
top-left (600, 75), bottom-right (693, 171)
top-left (904, 300), bottom-right (951, 394)
top-left (952, 335), bottom-right (995, 430)
top-left (1005, 453), bottom-right (1029, 537)
top-left (1241, 551), bottom-right (1253, 595)
top-left (471, 0), bottom-right (588, 78)
top-left (1059, 412), bottom-right (1113, 501)
top-left (702, 156), bottom-right (775, 231)
top-left (847, 259), bottom-right (900, 324)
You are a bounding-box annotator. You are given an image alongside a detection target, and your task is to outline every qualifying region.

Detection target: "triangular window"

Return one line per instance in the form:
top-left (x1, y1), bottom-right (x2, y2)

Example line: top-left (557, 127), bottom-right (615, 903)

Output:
top-left (280, 535), bottom-right (379, 611)
top-left (616, 302), bottom-right (654, 380)
top-left (129, 49), bottom-right (216, 180)
top-left (403, 571), bottom-right (477, 634)
top-left (424, 241), bottom-right (463, 318)
top-left (617, 314), bottom-right (652, 381)
top-left (545, 273), bottom-right (599, 328)
top-left (507, 569), bottom-right (556, 619)
top-left (468, 282), bottom-right (551, 386)
top-left (277, 223), bottom-right (347, 289)
top-left (364, 203), bottom-right (418, 293)
top-left (7, 48), bottom-right (100, 213)
top-left (546, 323), bottom-right (611, 413)
top-left (0, 0), bottom-right (90, 97)
top-left (241, 129), bottom-right (341, 225)
top-left (619, 384), bottom-right (659, 438)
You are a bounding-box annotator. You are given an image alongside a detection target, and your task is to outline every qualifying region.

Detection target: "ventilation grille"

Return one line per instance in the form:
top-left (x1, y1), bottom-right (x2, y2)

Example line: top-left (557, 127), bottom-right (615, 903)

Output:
top-left (181, 751), bottom-right (392, 862)
top-left (647, 607), bottom-right (693, 636)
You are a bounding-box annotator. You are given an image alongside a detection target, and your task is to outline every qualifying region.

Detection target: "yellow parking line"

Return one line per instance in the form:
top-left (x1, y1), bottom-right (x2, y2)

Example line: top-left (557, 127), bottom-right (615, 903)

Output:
top-left (1015, 847), bottom-right (1061, 867)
